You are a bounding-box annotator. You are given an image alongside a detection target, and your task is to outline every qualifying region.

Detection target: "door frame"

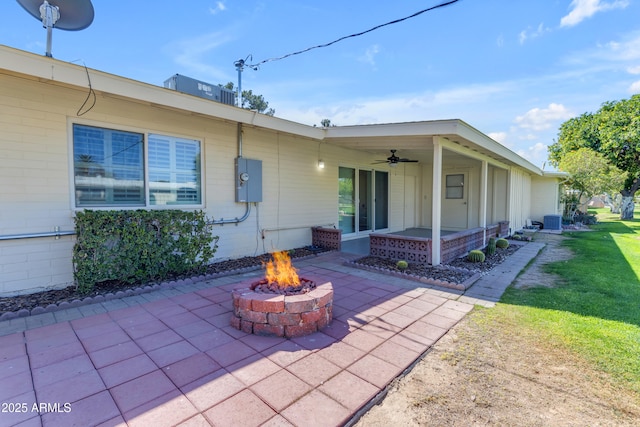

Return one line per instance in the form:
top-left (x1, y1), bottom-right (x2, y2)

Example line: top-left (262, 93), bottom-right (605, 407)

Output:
top-left (338, 166), bottom-right (389, 238)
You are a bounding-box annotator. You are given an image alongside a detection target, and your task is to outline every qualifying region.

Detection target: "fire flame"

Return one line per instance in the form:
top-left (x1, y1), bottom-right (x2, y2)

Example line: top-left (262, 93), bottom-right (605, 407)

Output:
top-left (264, 251), bottom-right (301, 287)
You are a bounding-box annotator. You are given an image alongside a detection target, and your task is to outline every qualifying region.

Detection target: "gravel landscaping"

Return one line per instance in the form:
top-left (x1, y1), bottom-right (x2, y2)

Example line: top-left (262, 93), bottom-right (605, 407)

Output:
top-left (0, 243), bottom-right (521, 317)
top-left (0, 246), bottom-right (328, 317)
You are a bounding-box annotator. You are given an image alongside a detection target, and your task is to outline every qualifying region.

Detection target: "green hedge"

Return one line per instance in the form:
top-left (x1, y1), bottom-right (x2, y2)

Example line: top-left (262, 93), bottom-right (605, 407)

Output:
top-left (73, 210), bottom-right (218, 293)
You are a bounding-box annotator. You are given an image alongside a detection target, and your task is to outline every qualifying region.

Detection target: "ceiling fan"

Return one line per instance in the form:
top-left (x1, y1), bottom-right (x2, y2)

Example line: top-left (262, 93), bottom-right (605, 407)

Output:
top-left (372, 150), bottom-right (418, 167)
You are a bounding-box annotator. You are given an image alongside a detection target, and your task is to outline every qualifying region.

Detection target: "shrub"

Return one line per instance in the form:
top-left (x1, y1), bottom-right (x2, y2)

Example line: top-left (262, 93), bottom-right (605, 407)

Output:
top-left (496, 238), bottom-right (510, 249)
top-left (487, 237), bottom-right (496, 256)
top-left (467, 250), bottom-right (485, 263)
top-left (396, 260), bottom-right (409, 271)
top-left (73, 210), bottom-right (218, 293)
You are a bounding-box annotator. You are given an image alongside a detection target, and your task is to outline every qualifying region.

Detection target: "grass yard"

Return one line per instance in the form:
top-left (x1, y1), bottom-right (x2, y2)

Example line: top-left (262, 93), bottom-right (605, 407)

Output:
top-left (498, 208), bottom-right (640, 394)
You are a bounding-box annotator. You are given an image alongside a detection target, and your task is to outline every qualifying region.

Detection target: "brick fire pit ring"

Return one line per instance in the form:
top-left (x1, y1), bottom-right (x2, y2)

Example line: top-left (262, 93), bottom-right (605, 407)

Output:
top-left (231, 281), bottom-right (333, 338)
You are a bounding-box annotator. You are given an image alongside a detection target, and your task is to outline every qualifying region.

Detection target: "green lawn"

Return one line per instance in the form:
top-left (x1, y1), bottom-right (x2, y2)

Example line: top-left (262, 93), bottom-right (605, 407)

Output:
top-left (497, 209), bottom-right (640, 393)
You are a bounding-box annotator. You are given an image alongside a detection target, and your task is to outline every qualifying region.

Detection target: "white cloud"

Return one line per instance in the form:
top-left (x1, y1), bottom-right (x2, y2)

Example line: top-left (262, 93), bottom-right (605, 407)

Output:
top-left (519, 23), bottom-right (551, 45)
top-left (516, 142), bottom-right (549, 166)
top-left (514, 103), bottom-right (574, 131)
top-left (488, 132), bottom-right (507, 144)
top-left (627, 65), bottom-right (640, 74)
top-left (560, 0), bottom-right (629, 28)
top-left (209, 2), bottom-right (226, 15)
top-left (602, 33), bottom-right (640, 61)
top-left (358, 45), bottom-right (380, 67)
top-left (629, 80), bottom-right (640, 93)
top-left (166, 32), bottom-right (234, 81)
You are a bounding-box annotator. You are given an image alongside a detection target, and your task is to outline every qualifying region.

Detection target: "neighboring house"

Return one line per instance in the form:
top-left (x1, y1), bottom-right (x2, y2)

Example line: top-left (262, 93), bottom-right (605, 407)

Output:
top-left (0, 45), bottom-right (563, 296)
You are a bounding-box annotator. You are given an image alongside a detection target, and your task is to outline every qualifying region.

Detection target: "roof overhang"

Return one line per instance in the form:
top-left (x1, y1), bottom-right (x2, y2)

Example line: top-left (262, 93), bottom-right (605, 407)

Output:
top-left (324, 120), bottom-right (544, 174)
top-left (0, 44), bottom-right (324, 140)
top-left (1, 44), bottom-right (545, 175)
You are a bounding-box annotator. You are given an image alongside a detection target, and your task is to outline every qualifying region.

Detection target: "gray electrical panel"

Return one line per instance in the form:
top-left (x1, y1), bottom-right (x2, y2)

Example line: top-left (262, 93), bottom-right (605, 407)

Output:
top-left (164, 74), bottom-right (235, 106)
top-left (235, 158), bottom-right (262, 202)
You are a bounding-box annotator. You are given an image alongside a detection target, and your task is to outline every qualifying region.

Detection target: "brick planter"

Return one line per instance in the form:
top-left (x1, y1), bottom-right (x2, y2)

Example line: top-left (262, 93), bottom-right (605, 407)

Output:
top-left (230, 281), bottom-right (333, 338)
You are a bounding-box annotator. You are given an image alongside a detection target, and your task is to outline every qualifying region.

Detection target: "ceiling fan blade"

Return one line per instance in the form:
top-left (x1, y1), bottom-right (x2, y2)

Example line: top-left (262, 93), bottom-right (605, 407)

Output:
top-left (398, 159), bottom-right (419, 163)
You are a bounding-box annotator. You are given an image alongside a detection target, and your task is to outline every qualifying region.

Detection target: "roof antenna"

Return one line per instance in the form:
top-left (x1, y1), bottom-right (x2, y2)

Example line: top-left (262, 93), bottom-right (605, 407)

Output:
top-left (233, 55), bottom-right (258, 108)
top-left (16, 0), bottom-right (94, 58)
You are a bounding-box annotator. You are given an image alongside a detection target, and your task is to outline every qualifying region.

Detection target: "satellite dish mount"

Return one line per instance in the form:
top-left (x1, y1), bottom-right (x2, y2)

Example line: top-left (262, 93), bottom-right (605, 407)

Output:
top-left (40, 1), bottom-right (60, 57)
top-left (16, 0), bottom-right (95, 58)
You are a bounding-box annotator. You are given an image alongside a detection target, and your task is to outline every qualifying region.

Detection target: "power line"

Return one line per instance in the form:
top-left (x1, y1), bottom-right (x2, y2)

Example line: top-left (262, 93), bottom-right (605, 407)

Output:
top-left (244, 0), bottom-right (461, 68)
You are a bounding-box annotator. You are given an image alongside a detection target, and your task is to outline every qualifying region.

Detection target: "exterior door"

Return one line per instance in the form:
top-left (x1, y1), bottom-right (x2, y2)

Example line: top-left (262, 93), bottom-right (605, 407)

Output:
top-left (375, 171), bottom-right (389, 230)
top-left (442, 172), bottom-right (468, 230)
top-left (339, 167), bottom-right (388, 235)
top-left (359, 170), bottom-right (372, 232)
top-left (338, 167), bottom-right (356, 234)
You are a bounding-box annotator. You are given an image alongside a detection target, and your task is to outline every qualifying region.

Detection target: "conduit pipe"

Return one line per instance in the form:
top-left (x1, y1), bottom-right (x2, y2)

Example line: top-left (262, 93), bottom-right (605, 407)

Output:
top-left (208, 122), bottom-right (253, 226)
top-left (208, 202), bottom-right (252, 226)
top-left (0, 228), bottom-right (75, 241)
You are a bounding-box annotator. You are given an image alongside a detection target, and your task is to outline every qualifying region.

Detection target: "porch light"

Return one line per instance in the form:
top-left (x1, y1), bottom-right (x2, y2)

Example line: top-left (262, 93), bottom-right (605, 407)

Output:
top-left (318, 159), bottom-right (325, 169)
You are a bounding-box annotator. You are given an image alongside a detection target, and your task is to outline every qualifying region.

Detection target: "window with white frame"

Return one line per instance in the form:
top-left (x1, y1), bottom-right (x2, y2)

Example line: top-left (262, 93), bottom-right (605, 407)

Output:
top-left (72, 124), bottom-right (202, 207)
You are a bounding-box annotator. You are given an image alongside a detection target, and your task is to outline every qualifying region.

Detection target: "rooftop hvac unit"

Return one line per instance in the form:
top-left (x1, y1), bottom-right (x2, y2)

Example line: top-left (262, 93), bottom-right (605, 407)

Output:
top-left (164, 74), bottom-right (235, 106)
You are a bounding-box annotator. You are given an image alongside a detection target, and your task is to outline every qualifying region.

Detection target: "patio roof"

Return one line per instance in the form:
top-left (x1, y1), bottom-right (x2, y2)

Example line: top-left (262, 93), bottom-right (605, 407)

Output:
top-left (324, 120), bottom-right (544, 175)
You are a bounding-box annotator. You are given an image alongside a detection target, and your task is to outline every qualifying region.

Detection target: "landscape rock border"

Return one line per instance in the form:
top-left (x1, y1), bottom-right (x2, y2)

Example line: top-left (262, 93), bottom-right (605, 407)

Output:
top-left (346, 261), bottom-right (481, 291)
top-left (0, 251), bottom-right (328, 322)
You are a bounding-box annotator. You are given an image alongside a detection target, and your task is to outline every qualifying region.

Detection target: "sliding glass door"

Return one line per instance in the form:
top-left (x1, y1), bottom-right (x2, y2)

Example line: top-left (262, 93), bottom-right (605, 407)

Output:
top-left (339, 167), bottom-right (388, 235)
top-left (338, 167), bottom-right (356, 234)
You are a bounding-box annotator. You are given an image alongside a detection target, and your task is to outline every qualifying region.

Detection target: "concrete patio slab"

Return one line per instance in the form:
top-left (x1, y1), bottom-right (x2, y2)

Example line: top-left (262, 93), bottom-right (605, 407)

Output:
top-left (0, 243), bottom-right (541, 426)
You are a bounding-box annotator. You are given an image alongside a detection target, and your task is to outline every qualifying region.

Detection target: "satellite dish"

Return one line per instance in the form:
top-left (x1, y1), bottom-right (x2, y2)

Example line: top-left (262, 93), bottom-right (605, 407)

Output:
top-left (16, 0), bottom-right (94, 57)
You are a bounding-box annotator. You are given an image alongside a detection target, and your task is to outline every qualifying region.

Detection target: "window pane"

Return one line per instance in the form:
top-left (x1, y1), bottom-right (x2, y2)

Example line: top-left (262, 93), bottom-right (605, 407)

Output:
top-left (445, 174), bottom-right (464, 199)
top-left (73, 124), bottom-right (144, 206)
top-left (338, 167), bottom-right (355, 234)
top-left (446, 174), bottom-right (464, 187)
top-left (148, 134), bottom-right (201, 205)
top-left (375, 171), bottom-right (389, 229)
top-left (359, 170), bottom-right (372, 231)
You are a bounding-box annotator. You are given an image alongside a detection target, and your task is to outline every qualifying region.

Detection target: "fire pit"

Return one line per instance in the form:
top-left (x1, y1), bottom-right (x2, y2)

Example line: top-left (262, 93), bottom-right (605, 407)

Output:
top-left (231, 251), bottom-right (333, 338)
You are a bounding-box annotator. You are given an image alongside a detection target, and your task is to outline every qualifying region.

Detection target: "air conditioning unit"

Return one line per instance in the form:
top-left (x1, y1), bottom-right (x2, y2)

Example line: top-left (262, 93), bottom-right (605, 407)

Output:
top-left (543, 214), bottom-right (562, 231)
top-left (164, 74), bottom-right (235, 106)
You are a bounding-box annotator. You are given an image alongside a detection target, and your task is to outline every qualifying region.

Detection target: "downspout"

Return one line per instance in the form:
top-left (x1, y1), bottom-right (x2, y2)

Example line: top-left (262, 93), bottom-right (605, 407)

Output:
top-left (209, 122), bottom-right (251, 226)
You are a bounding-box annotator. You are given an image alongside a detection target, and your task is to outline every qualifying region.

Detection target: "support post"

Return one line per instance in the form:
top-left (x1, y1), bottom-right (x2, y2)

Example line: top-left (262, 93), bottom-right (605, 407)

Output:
top-left (480, 160), bottom-right (488, 245)
top-left (432, 137), bottom-right (443, 265)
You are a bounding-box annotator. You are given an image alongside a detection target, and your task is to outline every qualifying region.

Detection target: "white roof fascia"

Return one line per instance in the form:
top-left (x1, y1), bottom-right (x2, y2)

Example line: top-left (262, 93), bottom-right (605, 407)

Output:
top-left (0, 45), bottom-right (324, 140)
top-left (453, 121), bottom-right (543, 175)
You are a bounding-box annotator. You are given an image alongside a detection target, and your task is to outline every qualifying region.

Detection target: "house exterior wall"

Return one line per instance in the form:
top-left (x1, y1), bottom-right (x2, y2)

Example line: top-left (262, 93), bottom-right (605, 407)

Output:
top-left (0, 71), bottom-right (424, 295)
top-left (530, 176), bottom-right (561, 222)
top-left (0, 46), bottom-right (558, 295)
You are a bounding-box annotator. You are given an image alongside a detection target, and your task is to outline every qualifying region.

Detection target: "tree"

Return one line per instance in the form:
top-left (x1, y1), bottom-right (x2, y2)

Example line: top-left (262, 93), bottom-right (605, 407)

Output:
top-left (549, 94), bottom-right (640, 219)
top-left (223, 82), bottom-right (275, 116)
top-left (557, 148), bottom-right (627, 218)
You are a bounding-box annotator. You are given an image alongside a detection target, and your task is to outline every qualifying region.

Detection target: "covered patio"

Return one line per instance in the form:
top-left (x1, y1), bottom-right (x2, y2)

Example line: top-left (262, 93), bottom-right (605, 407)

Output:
top-left (326, 120), bottom-right (533, 265)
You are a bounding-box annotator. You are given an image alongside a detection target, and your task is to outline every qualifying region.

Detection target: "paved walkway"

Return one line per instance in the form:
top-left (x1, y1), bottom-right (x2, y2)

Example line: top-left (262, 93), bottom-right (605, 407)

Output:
top-left (0, 243), bottom-right (543, 427)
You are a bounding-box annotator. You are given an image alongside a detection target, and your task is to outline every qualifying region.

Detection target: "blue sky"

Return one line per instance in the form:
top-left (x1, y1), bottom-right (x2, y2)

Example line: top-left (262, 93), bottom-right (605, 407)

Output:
top-left (3, 0), bottom-right (640, 167)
